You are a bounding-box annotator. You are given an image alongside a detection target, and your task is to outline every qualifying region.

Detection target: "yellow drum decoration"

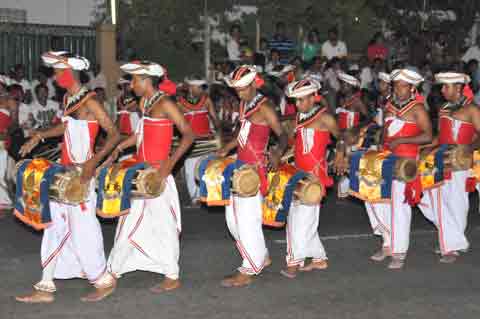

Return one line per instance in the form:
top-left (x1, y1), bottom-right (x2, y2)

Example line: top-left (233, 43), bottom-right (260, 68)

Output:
top-left (348, 150), bottom-right (417, 202)
top-left (96, 158), bottom-right (165, 218)
top-left (262, 163), bottom-right (323, 228)
top-left (196, 156), bottom-right (260, 206)
top-left (14, 158), bottom-right (89, 230)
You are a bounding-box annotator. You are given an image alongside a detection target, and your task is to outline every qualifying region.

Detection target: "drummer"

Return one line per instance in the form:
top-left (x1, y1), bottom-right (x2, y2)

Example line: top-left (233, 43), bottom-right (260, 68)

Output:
top-left (16, 51), bottom-right (120, 303)
top-left (177, 76), bottom-right (220, 206)
top-left (281, 78), bottom-right (345, 278)
top-left (218, 65), bottom-right (288, 287)
top-left (418, 72), bottom-right (480, 263)
top-left (107, 61), bottom-right (194, 293)
top-left (336, 72), bottom-right (370, 197)
top-left (365, 68), bottom-right (432, 269)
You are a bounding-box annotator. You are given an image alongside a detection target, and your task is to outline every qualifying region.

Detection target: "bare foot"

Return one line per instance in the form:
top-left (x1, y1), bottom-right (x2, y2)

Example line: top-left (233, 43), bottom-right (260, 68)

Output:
top-left (81, 285), bottom-right (116, 302)
top-left (370, 247), bottom-right (391, 262)
top-left (264, 257), bottom-right (272, 268)
top-left (150, 278), bottom-right (181, 294)
top-left (299, 260), bottom-right (328, 272)
top-left (221, 272), bottom-right (253, 288)
top-left (387, 257), bottom-right (405, 270)
top-left (280, 265), bottom-right (299, 279)
top-left (440, 252), bottom-right (459, 264)
top-left (15, 290), bottom-right (54, 303)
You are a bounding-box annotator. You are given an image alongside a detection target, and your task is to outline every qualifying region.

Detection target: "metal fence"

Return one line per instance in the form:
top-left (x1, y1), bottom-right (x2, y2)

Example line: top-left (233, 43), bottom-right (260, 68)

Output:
top-left (0, 23), bottom-right (96, 81)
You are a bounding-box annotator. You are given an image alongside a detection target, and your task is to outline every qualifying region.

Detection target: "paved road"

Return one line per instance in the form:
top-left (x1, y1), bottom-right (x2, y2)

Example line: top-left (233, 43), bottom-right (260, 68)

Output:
top-left (1, 192), bottom-right (480, 319)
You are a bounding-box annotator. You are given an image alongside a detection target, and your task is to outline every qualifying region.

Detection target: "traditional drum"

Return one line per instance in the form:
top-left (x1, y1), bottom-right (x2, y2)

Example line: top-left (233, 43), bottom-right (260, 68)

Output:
top-left (196, 155), bottom-right (260, 206)
top-left (348, 150), bottom-right (417, 202)
top-left (96, 158), bottom-right (165, 218)
top-left (13, 158), bottom-right (89, 230)
top-left (418, 145), bottom-right (473, 189)
top-left (262, 163), bottom-right (323, 228)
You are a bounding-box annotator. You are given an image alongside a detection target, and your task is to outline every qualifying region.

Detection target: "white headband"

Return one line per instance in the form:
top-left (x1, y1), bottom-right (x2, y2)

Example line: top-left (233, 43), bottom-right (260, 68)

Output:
top-left (185, 78), bottom-right (207, 86)
top-left (224, 65), bottom-right (257, 88)
top-left (435, 72), bottom-right (471, 84)
top-left (391, 69), bottom-right (424, 86)
top-left (285, 78), bottom-right (321, 98)
top-left (120, 61), bottom-right (165, 77)
top-left (338, 72), bottom-right (360, 87)
top-left (41, 51), bottom-right (90, 71)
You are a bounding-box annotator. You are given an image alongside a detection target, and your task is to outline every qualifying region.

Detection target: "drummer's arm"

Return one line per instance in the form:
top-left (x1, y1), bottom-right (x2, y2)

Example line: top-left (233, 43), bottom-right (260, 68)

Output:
top-left (115, 133), bottom-right (137, 151)
top-left (19, 123), bottom-right (65, 157)
top-left (159, 98), bottom-right (194, 176)
top-left (468, 104), bottom-right (480, 150)
top-left (322, 113), bottom-right (346, 174)
top-left (206, 97), bottom-right (221, 132)
top-left (262, 102), bottom-right (288, 156)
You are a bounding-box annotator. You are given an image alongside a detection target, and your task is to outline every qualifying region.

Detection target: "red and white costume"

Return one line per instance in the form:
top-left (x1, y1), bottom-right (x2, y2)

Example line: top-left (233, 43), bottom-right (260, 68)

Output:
top-left (225, 93), bottom-right (270, 275)
top-left (178, 94), bottom-right (212, 201)
top-left (36, 104), bottom-right (113, 293)
top-left (365, 92), bottom-right (425, 259)
top-left (283, 79), bottom-right (332, 267)
top-left (107, 88), bottom-right (182, 280)
top-left (418, 72), bottom-right (474, 254)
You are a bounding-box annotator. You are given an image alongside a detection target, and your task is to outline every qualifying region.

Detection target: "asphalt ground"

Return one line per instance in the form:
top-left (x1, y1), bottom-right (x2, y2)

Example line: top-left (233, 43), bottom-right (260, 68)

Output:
top-left (1, 190), bottom-right (480, 319)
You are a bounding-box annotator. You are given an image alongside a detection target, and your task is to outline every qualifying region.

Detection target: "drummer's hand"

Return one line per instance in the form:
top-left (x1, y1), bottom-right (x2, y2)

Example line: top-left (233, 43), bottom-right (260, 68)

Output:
top-left (80, 159), bottom-right (97, 184)
top-left (109, 146), bottom-right (122, 163)
top-left (157, 161), bottom-right (172, 180)
top-left (334, 152), bottom-right (347, 175)
top-left (388, 138), bottom-right (403, 150)
top-left (268, 149), bottom-right (282, 171)
top-left (216, 147), bottom-right (229, 158)
top-left (19, 133), bottom-right (41, 157)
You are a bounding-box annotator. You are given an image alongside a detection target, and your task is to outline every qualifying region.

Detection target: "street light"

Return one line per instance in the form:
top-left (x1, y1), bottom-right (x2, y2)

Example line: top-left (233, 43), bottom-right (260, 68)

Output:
top-left (111, 0), bottom-right (117, 25)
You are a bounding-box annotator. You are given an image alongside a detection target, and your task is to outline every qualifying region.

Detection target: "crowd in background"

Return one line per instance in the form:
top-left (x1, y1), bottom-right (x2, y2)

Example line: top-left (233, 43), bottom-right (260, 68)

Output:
top-left (3, 21), bottom-right (480, 160)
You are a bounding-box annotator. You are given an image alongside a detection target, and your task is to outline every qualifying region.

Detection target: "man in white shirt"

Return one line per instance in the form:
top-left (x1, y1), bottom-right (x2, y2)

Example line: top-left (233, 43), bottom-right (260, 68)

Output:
top-left (462, 36), bottom-right (480, 64)
top-left (227, 24), bottom-right (242, 63)
top-left (31, 84), bottom-right (61, 130)
top-left (321, 28), bottom-right (348, 61)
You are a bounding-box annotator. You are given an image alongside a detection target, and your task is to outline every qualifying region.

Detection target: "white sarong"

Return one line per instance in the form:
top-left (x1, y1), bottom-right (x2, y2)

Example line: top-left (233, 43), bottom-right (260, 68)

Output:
top-left (108, 175), bottom-right (182, 280)
top-left (225, 194), bottom-right (269, 275)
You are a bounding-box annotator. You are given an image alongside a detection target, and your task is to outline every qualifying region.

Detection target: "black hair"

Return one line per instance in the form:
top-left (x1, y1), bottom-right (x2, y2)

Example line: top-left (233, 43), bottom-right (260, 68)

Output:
top-left (34, 83), bottom-right (48, 95)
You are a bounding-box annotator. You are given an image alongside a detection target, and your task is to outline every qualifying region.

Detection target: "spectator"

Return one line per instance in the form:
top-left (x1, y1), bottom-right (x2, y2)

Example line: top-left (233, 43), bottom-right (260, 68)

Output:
top-left (304, 56), bottom-right (325, 83)
top-left (265, 49), bottom-right (281, 73)
top-left (431, 32), bottom-right (448, 68)
top-left (466, 59), bottom-right (480, 93)
top-left (300, 29), bottom-right (321, 65)
top-left (462, 36), bottom-right (480, 65)
top-left (10, 64), bottom-right (33, 104)
top-left (31, 84), bottom-right (61, 130)
top-left (323, 57), bottom-right (343, 112)
top-left (226, 24), bottom-right (242, 63)
top-left (321, 27), bottom-right (348, 61)
top-left (269, 22), bottom-right (295, 65)
top-left (31, 66), bottom-right (56, 100)
top-left (254, 38), bottom-right (269, 70)
top-left (367, 32), bottom-right (388, 62)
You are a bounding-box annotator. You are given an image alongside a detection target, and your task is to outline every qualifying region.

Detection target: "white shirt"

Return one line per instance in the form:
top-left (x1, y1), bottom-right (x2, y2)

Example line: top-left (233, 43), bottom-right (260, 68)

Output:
top-left (324, 68), bottom-right (340, 92)
top-left (31, 78), bottom-right (56, 99)
top-left (19, 100), bottom-right (61, 134)
top-left (321, 40), bottom-right (348, 60)
top-left (226, 36), bottom-right (241, 62)
top-left (9, 78), bottom-right (32, 93)
top-left (359, 67), bottom-right (373, 89)
top-left (462, 45), bottom-right (480, 63)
